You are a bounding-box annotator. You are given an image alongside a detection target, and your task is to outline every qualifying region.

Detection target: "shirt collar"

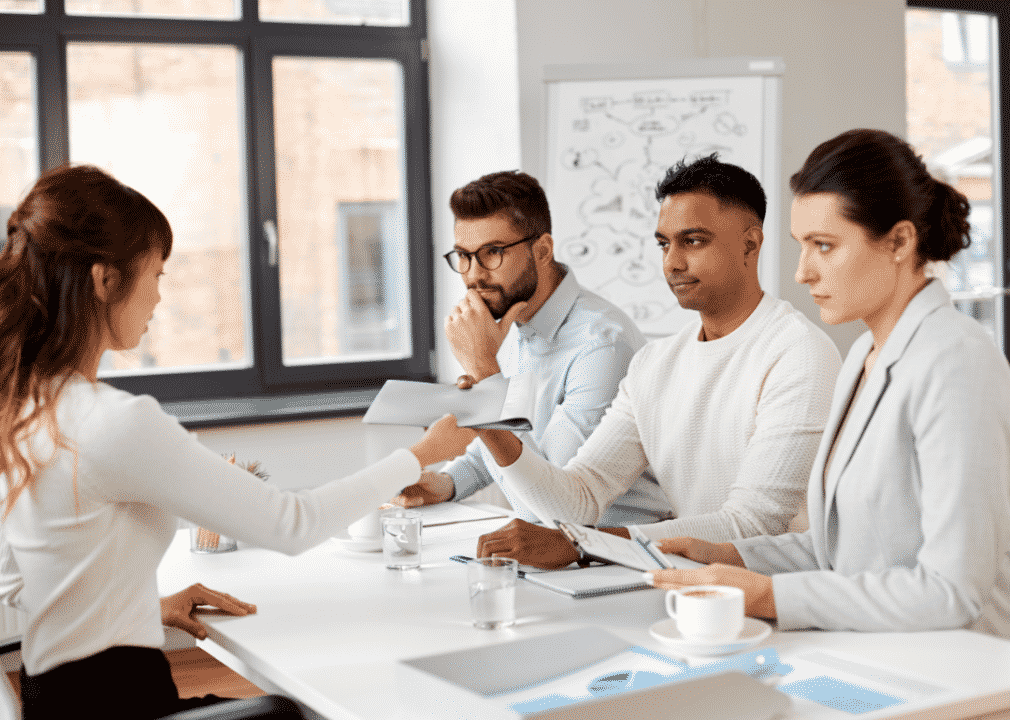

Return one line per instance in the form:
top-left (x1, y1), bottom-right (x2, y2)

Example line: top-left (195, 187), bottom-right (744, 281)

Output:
top-left (517, 265), bottom-right (579, 343)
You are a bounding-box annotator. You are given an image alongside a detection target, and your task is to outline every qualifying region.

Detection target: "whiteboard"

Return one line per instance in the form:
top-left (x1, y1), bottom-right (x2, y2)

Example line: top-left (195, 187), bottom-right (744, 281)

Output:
top-left (544, 59), bottom-right (783, 337)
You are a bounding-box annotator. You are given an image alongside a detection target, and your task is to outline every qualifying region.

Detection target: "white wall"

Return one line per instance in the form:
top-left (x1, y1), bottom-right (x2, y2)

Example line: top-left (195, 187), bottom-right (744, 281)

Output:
top-left (428, 0), bottom-right (522, 384)
top-left (513, 0), bottom-right (908, 357)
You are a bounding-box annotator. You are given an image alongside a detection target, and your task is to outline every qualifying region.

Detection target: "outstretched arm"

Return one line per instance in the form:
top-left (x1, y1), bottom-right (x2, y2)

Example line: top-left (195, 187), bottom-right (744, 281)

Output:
top-left (490, 373), bottom-right (651, 525)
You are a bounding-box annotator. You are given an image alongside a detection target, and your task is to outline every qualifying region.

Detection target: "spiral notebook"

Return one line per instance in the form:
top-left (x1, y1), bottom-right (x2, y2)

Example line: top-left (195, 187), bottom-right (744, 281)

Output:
top-left (520, 522), bottom-right (706, 598)
top-left (522, 564), bottom-right (654, 599)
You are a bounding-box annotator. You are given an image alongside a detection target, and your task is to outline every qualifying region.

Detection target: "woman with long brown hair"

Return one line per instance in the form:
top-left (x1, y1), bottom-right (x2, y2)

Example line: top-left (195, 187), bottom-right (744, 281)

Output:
top-left (0, 164), bottom-right (467, 718)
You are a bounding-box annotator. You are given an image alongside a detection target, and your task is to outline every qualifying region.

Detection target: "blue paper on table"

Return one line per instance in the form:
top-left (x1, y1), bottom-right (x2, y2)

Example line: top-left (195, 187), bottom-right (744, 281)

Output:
top-left (505, 647), bottom-right (793, 714)
top-left (779, 676), bottom-right (904, 715)
top-left (362, 374), bottom-right (533, 430)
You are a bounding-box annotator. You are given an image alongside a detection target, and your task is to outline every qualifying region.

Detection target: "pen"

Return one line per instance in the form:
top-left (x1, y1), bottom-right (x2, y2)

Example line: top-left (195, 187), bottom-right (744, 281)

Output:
top-left (628, 526), bottom-right (673, 569)
top-left (450, 554), bottom-right (532, 578)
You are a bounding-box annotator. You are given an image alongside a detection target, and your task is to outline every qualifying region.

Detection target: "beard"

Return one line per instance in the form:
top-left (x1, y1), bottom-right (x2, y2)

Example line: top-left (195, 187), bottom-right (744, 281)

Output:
top-left (470, 262), bottom-right (539, 319)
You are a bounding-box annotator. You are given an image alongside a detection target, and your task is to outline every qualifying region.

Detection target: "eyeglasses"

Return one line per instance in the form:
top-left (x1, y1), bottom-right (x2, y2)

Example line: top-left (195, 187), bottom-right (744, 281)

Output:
top-left (443, 233), bottom-right (540, 274)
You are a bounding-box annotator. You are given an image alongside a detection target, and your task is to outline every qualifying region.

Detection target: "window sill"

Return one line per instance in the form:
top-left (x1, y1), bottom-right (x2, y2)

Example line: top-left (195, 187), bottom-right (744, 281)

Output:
top-left (163, 387), bottom-right (381, 429)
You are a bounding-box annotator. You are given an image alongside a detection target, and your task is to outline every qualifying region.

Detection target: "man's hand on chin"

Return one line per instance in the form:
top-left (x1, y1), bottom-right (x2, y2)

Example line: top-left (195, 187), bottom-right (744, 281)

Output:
top-left (445, 290), bottom-right (526, 381)
top-left (475, 518), bottom-right (579, 569)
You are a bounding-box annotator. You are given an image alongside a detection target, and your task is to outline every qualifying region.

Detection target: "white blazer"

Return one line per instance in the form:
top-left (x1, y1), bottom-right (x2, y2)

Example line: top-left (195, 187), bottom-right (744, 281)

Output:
top-left (735, 280), bottom-right (1010, 635)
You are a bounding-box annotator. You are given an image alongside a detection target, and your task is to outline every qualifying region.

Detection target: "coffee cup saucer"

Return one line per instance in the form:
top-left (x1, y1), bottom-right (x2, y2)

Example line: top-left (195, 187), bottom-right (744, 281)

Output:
top-left (648, 617), bottom-right (772, 656)
top-left (331, 535), bottom-right (383, 553)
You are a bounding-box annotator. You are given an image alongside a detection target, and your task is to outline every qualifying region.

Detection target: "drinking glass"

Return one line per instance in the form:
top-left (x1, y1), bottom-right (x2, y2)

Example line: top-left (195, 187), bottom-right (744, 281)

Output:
top-left (466, 557), bottom-right (517, 629)
top-left (382, 509), bottom-right (421, 570)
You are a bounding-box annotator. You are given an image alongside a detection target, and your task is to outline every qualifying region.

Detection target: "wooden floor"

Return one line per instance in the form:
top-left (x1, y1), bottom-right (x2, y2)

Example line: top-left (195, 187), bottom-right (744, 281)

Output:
top-left (165, 647), bottom-right (267, 699)
top-left (5, 647), bottom-right (265, 702)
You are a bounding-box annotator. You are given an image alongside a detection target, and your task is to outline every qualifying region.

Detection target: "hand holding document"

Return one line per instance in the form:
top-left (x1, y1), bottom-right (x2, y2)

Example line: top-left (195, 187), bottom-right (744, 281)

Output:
top-left (362, 373), bottom-right (534, 431)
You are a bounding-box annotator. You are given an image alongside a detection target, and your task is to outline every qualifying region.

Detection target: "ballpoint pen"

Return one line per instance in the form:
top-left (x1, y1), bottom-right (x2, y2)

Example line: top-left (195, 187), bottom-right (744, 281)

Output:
top-left (628, 525), bottom-right (673, 569)
top-left (449, 554), bottom-right (543, 577)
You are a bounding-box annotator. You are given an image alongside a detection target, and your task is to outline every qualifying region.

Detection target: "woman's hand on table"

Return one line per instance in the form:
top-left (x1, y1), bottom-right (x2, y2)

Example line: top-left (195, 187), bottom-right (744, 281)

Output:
top-left (643, 564), bottom-right (777, 619)
top-left (160, 583), bottom-right (257, 641)
top-left (657, 537), bottom-right (745, 566)
top-left (409, 414), bottom-right (477, 468)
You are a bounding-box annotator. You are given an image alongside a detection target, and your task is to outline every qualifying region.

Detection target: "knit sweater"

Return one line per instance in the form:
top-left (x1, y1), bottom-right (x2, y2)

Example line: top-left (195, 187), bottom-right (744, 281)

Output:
top-left (0, 378), bottom-right (420, 675)
top-left (496, 293), bottom-right (841, 542)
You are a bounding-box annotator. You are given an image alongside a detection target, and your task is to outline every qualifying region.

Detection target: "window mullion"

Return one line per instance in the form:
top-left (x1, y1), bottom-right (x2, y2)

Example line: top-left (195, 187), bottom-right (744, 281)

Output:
top-left (248, 37), bottom-right (283, 391)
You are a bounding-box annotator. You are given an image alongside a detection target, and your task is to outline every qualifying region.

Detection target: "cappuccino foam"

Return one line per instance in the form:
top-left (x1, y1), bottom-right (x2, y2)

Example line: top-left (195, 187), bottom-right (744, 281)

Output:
top-left (682, 590), bottom-right (725, 599)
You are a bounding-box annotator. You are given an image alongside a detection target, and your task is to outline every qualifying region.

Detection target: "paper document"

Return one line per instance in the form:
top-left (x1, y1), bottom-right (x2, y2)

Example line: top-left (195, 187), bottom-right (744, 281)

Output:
top-left (362, 374), bottom-right (534, 430)
top-left (558, 521), bottom-right (705, 572)
top-left (775, 649), bottom-right (950, 719)
top-left (505, 645), bottom-right (792, 718)
top-left (408, 503), bottom-right (510, 527)
top-left (399, 628), bottom-right (791, 720)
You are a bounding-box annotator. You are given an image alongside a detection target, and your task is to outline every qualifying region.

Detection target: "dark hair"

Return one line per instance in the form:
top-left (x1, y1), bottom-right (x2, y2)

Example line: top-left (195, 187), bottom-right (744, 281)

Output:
top-left (450, 170), bottom-right (551, 237)
top-left (655, 153), bottom-right (767, 222)
top-left (0, 163), bottom-right (172, 516)
top-left (790, 129), bottom-right (970, 264)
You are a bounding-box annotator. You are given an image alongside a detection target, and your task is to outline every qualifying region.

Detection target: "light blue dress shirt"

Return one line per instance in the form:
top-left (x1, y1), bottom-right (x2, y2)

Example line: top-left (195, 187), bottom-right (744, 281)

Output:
top-left (444, 266), bottom-right (670, 523)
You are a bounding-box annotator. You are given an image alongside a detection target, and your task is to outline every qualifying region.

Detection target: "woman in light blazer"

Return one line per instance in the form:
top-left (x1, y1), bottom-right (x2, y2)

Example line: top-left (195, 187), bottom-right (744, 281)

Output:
top-left (647, 128), bottom-right (1010, 635)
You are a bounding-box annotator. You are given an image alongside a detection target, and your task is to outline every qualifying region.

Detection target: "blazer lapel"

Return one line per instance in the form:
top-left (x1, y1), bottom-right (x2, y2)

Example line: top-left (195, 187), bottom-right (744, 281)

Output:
top-left (822, 280), bottom-right (952, 520)
top-left (810, 332), bottom-right (871, 557)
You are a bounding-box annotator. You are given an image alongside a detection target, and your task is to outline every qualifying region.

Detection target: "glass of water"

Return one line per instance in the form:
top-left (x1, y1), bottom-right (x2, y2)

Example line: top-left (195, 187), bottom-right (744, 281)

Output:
top-left (466, 557), bottom-right (518, 629)
top-left (381, 509), bottom-right (421, 570)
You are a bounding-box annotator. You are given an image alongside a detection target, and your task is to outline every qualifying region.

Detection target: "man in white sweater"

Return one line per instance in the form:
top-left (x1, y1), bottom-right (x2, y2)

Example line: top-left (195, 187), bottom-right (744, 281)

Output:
top-left (451, 154), bottom-right (842, 568)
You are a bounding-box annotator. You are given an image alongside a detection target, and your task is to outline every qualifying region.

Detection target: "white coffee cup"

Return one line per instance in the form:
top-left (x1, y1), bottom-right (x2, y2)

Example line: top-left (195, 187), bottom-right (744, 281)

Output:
top-left (347, 509), bottom-right (381, 540)
top-left (664, 585), bottom-right (744, 644)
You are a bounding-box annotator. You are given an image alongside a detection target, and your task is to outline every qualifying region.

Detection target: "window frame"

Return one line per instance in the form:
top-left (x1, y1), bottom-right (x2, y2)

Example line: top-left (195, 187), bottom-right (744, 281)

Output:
top-left (0, 0), bottom-right (434, 422)
top-left (909, 0), bottom-right (1010, 358)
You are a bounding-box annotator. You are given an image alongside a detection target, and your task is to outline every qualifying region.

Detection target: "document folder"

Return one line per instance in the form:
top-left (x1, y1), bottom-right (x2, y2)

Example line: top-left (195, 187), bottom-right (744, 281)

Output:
top-left (362, 374), bottom-right (533, 430)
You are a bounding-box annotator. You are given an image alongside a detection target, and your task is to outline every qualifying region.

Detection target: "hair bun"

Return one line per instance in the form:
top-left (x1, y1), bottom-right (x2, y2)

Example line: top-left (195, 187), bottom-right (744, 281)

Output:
top-left (923, 179), bottom-right (971, 263)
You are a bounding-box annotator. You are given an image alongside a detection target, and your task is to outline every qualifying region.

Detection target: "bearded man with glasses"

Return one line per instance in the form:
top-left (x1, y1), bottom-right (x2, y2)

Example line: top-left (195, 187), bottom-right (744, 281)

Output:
top-left (391, 170), bottom-right (671, 525)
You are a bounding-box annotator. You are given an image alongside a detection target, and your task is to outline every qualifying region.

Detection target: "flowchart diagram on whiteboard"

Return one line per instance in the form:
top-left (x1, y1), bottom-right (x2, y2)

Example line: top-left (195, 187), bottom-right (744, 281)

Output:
top-left (545, 62), bottom-right (780, 337)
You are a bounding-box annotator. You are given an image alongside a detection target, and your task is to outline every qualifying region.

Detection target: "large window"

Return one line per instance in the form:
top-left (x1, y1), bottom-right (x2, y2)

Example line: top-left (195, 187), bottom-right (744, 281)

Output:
top-left (908, 0), bottom-right (1009, 354)
top-left (0, 0), bottom-right (433, 421)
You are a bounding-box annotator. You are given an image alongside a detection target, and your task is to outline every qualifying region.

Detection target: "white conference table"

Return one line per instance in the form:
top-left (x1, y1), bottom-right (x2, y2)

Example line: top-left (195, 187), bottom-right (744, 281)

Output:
top-left (156, 514), bottom-right (1010, 720)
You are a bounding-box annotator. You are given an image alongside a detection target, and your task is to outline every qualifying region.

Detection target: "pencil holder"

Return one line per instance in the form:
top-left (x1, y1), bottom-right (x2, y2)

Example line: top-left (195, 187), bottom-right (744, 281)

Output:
top-left (189, 453), bottom-right (269, 554)
top-left (190, 525), bottom-right (238, 553)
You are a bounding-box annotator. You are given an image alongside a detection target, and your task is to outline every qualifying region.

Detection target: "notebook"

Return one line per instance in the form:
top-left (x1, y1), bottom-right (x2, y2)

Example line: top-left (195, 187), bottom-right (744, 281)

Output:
top-left (522, 565), bottom-right (653, 599)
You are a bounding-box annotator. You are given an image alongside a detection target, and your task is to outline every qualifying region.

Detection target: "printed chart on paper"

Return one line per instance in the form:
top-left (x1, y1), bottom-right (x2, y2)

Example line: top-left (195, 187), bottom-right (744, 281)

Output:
top-left (546, 75), bottom-right (765, 337)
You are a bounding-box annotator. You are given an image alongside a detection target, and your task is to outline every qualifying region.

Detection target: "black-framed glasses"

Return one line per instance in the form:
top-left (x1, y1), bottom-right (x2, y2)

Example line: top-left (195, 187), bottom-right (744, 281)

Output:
top-left (443, 233), bottom-right (540, 273)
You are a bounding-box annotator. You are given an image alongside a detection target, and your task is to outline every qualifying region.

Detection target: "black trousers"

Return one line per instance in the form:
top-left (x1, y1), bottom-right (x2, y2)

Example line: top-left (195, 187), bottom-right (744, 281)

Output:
top-left (19, 645), bottom-right (230, 719)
